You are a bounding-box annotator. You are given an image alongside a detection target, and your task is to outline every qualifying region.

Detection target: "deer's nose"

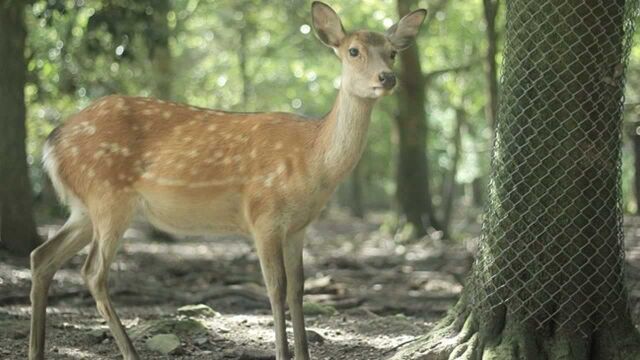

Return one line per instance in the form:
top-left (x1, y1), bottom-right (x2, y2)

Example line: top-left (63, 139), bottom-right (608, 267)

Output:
top-left (378, 72), bottom-right (396, 89)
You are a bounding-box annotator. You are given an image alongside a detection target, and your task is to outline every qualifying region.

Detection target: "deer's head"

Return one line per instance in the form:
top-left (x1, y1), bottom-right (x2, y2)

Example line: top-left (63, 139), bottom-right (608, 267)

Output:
top-left (311, 1), bottom-right (427, 99)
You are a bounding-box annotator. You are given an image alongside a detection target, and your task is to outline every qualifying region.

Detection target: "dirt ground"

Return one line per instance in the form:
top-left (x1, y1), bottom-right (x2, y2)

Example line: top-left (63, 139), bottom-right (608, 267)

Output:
top-left (1, 210), bottom-right (639, 359)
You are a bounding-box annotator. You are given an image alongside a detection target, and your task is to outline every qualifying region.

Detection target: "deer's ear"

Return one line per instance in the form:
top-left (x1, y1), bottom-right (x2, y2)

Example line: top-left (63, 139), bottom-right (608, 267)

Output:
top-left (311, 1), bottom-right (346, 48)
top-left (386, 9), bottom-right (427, 50)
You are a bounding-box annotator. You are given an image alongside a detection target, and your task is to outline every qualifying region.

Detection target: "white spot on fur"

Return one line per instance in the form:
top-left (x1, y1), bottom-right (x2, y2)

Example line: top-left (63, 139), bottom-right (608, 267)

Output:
top-left (163, 111), bottom-right (172, 119)
top-left (207, 124), bottom-right (217, 131)
top-left (274, 142), bottom-right (283, 150)
top-left (187, 150), bottom-right (198, 158)
top-left (156, 177), bottom-right (186, 186)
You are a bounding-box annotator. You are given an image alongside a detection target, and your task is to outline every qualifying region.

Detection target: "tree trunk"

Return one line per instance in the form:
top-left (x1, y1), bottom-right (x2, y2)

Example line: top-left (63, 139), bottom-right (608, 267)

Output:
top-left (394, 0), bottom-right (440, 236)
top-left (471, 177), bottom-right (484, 207)
top-left (0, 2), bottom-right (41, 256)
top-left (349, 161), bottom-right (365, 219)
top-left (148, 0), bottom-right (179, 243)
top-left (483, 0), bottom-right (500, 131)
top-left (441, 108), bottom-right (464, 241)
top-left (632, 121), bottom-right (640, 214)
top-left (150, 0), bottom-right (172, 100)
top-left (392, 0), bottom-right (640, 358)
top-left (238, 26), bottom-right (250, 109)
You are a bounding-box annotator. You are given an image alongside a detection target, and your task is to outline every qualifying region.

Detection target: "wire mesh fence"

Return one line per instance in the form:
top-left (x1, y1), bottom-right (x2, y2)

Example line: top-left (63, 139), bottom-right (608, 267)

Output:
top-left (471, 0), bottom-right (640, 334)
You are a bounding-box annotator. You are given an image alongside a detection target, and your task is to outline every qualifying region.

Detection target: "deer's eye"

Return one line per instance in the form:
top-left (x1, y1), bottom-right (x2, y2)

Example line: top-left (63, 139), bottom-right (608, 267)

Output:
top-left (390, 51), bottom-right (397, 60)
top-left (348, 48), bottom-right (359, 57)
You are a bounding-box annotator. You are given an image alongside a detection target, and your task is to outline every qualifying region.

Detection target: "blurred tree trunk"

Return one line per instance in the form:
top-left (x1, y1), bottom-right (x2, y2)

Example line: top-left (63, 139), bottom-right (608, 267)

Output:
top-left (349, 161), bottom-right (365, 218)
top-left (148, 0), bottom-right (177, 242)
top-left (394, 0), bottom-right (440, 236)
top-left (392, 0), bottom-right (640, 358)
top-left (0, 2), bottom-right (41, 256)
top-left (441, 108), bottom-right (464, 240)
top-left (150, 0), bottom-right (172, 100)
top-left (631, 120), bottom-right (640, 214)
top-left (471, 177), bottom-right (484, 206)
top-left (483, 0), bottom-right (500, 131)
top-left (470, 0), bottom-right (500, 209)
top-left (239, 27), bottom-right (250, 108)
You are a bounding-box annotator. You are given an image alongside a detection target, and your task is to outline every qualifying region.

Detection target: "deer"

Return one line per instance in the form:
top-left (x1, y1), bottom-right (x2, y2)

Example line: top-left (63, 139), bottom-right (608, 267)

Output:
top-left (28, 2), bottom-right (427, 359)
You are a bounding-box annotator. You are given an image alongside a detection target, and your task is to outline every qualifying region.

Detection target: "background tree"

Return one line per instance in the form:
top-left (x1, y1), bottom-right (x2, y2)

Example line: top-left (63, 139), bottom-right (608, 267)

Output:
top-left (393, 0), bottom-right (640, 358)
top-left (0, 1), bottom-right (41, 256)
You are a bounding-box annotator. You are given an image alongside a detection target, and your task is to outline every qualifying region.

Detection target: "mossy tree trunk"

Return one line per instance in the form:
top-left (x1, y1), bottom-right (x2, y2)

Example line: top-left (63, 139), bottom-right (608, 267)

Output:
top-left (392, 0), bottom-right (640, 359)
top-left (0, 1), bottom-right (41, 256)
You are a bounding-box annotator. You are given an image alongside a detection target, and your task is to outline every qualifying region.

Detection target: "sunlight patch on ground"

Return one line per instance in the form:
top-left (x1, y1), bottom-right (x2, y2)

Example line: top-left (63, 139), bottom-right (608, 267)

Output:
top-left (55, 346), bottom-right (100, 358)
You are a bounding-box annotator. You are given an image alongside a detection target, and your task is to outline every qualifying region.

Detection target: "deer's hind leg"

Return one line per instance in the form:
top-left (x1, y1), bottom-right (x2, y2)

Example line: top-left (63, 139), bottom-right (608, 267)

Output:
top-left (29, 205), bottom-right (93, 360)
top-left (81, 196), bottom-right (139, 360)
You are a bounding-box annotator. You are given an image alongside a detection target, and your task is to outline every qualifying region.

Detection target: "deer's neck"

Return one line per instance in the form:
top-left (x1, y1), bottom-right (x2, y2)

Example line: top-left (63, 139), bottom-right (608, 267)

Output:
top-left (315, 89), bottom-right (376, 184)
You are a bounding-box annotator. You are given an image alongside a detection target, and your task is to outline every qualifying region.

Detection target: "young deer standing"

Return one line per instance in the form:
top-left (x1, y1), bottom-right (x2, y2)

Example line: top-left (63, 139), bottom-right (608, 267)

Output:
top-left (29, 2), bottom-right (426, 359)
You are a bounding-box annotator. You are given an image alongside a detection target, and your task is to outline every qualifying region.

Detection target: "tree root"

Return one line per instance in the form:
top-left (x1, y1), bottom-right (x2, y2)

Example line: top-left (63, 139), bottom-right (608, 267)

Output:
top-left (389, 297), bottom-right (640, 360)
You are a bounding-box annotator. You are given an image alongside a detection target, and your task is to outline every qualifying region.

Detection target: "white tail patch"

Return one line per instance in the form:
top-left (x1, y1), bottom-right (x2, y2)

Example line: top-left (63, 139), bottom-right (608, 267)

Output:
top-left (42, 139), bottom-right (74, 206)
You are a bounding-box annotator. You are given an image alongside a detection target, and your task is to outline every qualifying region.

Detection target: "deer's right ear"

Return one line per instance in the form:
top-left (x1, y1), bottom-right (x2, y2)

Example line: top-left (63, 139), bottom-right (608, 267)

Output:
top-left (311, 1), bottom-right (345, 48)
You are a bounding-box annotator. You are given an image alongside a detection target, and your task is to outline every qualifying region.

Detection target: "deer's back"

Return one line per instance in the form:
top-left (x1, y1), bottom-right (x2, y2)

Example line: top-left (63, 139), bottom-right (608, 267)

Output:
top-left (48, 95), bottom-right (326, 234)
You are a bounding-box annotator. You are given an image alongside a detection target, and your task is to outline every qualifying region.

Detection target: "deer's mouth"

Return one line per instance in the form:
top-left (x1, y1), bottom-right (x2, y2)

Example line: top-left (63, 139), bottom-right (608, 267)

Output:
top-left (372, 86), bottom-right (393, 96)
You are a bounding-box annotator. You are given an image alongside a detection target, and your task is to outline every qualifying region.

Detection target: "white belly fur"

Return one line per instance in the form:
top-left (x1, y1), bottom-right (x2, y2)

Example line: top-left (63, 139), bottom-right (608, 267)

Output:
top-left (138, 190), bottom-right (248, 236)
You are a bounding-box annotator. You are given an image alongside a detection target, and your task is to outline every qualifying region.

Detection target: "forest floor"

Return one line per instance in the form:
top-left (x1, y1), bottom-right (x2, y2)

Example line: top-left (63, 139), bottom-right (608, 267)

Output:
top-left (1, 210), bottom-right (640, 360)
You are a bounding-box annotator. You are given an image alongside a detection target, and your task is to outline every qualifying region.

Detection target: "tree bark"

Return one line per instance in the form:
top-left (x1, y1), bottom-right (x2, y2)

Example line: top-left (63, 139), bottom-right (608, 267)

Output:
top-left (392, 0), bottom-right (640, 358)
top-left (394, 0), bottom-right (440, 236)
top-left (0, 2), bottom-right (41, 256)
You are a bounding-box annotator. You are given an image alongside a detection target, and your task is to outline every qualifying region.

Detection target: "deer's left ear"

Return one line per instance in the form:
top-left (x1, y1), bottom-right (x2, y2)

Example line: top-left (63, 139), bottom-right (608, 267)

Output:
top-left (386, 9), bottom-right (428, 50)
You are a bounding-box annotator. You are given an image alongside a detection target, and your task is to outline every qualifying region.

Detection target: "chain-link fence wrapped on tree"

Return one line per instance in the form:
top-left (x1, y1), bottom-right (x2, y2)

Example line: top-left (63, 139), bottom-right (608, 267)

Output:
top-left (391, 1), bottom-right (640, 359)
top-left (470, 0), bottom-right (639, 335)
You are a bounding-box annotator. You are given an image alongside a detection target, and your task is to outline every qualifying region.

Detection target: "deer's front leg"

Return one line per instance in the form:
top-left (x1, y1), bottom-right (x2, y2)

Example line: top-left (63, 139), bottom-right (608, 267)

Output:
top-left (253, 226), bottom-right (290, 360)
top-left (284, 230), bottom-right (309, 360)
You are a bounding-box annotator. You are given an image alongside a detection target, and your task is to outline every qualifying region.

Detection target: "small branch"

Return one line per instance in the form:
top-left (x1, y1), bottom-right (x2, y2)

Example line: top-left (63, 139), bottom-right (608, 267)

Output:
top-left (424, 60), bottom-right (481, 82)
top-left (384, 337), bottom-right (420, 354)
